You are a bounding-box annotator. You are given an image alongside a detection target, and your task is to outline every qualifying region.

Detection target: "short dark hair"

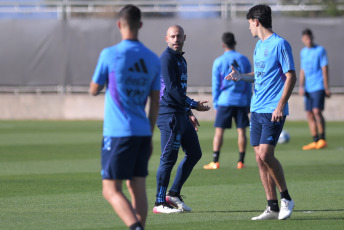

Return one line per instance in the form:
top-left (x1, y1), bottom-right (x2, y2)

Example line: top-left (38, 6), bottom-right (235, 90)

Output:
top-left (118, 4), bottom-right (141, 29)
top-left (222, 32), bottom-right (236, 48)
top-left (246, 4), bottom-right (272, 29)
top-left (302, 28), bottom-right (313, 38)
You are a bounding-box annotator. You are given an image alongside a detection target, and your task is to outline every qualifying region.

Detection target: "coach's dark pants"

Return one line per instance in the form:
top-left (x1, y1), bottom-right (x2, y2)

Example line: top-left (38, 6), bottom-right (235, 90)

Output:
top-left (155, 113), bottom-right (202, 203)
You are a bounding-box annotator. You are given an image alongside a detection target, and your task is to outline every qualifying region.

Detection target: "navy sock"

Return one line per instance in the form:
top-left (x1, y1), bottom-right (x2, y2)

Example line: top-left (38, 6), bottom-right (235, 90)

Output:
top-left (280, 189), bottom-right (292, 201)
top-left (313, 135), bottom-right (319, 142)
top-left (268, 200), bottom-right (279, 212)
top-left (319, 133), bottom-right (325, 140)
top-left (238, 152), bottom-right (245, 163)
top-left (213, 151), bottom-right (220, 163)
top-left (129, 222), bottom-right (144, 230)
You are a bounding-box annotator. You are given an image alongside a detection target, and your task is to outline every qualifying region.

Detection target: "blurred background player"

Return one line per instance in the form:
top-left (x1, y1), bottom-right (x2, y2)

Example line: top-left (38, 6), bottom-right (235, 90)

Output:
top-left (203, 32), bottom-right (252, 170)
top-left (153, 25), bottom-right (210, 214)
top-left (89, 5), bottom-right (160, 230)
top-left (226, 4), bottom-right (296, 220)
top-left (299, 28), bottom-right (330, 150)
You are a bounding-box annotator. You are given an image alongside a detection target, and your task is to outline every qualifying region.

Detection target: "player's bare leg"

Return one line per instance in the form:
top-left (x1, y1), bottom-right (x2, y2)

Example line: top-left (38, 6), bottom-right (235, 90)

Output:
top-left (126, 177), bottom-right (148, 226)
top-left (255, 144), bottom-right (287, 193)
top-left (102, 179), bottom-right (139, 227)
top-left (213, 127), bottom-right (224, 152)
top-left (306, 111), bottom-right (318, 137)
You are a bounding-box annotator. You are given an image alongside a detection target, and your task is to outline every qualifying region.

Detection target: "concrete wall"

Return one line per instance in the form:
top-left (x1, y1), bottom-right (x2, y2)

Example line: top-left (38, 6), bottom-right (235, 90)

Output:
top-left (0, 93), bottom-right (342, 121)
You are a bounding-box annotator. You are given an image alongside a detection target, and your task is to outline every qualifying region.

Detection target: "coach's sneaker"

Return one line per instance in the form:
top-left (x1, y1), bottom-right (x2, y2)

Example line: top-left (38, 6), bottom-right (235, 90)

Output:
top-left (302, 142), bottom-right (317, 150)
top-left (251, 206), bottom-right (279, 220)
top-left (166, 193), bottom-right (192, 212)
top-left (316, 139), bottom-right (327, 149)
top-left (278, 198), bottom-right (295, 220)
top-left (153, 202), bottom-right (182, 214)
top-left (237, 162), bottom-right (245, 169)
top-left (203, 162), bottom-right (220, 169)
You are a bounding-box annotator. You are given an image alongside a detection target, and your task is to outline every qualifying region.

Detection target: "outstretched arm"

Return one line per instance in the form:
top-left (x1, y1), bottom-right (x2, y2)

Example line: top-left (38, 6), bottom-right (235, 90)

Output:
top-left (225, 66), bottom-right (255, 83)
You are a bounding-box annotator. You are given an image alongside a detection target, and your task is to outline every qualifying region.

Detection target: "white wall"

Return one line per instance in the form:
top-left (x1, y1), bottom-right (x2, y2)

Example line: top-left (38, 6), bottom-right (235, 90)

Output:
top-left (0, 93), bottom-right (342, 121)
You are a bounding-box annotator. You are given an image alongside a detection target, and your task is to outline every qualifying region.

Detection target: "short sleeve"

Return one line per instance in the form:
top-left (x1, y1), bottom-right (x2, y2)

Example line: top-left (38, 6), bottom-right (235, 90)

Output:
top-left (319, 47), bottom-right (328, 67)
top-left (92, 49), bottom-right (108, 85)
top-left (278, 40), bottom-right (295, 74)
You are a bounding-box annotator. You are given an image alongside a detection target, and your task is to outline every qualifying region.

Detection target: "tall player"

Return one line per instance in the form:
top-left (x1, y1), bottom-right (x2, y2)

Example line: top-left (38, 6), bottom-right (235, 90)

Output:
top-left (153, 25), bottom-right (210, 214)
top-left (89, 5), bottom-right (160, 230)
top-left (299, 28), bottom-right (330, 150)
top-left (226, 5), bottom-right (296, 220)
top-left (203, 32), bottom-right (252, 170)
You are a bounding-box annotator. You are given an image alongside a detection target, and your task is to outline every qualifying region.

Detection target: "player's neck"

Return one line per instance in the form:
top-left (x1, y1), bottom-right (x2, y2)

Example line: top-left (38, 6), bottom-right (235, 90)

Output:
top-left (121, 29), bottom-right (139, 41)
top-left (259, 28), bottom-right (274, 41)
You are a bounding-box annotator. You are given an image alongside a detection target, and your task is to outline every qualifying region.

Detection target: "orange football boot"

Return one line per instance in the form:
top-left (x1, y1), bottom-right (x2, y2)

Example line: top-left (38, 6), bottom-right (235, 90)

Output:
top-left (302, 142), bottom-right (317, 150)
top-left (316, 139), bottom-right (327, 149)
top-left (237, 162), bottom-right (245, 169)
top-left (203, 162), bottom-right (220, 169)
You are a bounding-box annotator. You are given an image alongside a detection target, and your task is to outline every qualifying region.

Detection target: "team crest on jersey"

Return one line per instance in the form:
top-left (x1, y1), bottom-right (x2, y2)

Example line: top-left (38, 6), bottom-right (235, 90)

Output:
top-left (264, 49), bottom-right (269, 57)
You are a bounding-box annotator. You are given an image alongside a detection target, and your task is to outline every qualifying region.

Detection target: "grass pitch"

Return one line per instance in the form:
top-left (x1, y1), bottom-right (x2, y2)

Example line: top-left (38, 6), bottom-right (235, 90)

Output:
top-left (0, 120), bottom-right (343, 229)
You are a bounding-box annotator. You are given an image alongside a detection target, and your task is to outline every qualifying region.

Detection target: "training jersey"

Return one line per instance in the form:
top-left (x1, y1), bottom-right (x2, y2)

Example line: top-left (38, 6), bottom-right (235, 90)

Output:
top-left (251, 33), bottom-right (295, 115)
top-left (159, 47), bottom-right (198, 115)
top-left (300, 44), bottom-right (328, 93)
top-left (92, 40), bottom-right (161, 137)
top-left (212, 50), bottom-right (252, 110)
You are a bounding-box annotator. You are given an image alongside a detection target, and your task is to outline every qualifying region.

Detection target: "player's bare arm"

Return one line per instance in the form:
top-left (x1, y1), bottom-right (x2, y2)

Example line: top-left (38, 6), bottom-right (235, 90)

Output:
top-left (299, 69), bottom-right (305, 96)
top-left (322, 65), bottom-right (331, 98)
top-left (225, 66), bottom-right (255, 83)
top-left (89, 81), bottom-right (104, 96)
top-left (195, 100), bottom-right (211, 111)
top-left (272, 70), bottom-right (297, 122)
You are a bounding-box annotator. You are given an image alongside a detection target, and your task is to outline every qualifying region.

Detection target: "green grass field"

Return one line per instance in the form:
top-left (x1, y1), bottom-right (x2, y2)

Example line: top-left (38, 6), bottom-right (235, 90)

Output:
top-left (0, 120), bottom-right (344, 229)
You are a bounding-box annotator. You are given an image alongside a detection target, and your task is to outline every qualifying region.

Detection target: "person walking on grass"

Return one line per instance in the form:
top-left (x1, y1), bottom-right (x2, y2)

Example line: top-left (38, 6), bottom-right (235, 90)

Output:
top-left (226, 4), bottom-right (296, 220)
top-left (299, 28), bottom-right (330, 151)
top-left (153, 25), bottom-right (210, 214)
top-left (203, 32), bottom-right (252, 170)
top-left (89, 5), bottom-right (161, 230)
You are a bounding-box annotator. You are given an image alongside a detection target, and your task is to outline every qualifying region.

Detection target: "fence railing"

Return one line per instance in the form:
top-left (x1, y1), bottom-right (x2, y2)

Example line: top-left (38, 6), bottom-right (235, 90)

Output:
top-left (1, 0), bottom-right (344, 19)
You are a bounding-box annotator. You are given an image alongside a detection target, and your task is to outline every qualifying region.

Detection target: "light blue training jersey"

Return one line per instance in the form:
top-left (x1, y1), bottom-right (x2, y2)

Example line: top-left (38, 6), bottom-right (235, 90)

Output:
top-left (92, 40), bottom-right (161, 137)
top-left (251, 33), bottom-right (295, 115)
top-left (300, 44), bottom-right (328, 93)
top-left (212, 50), bottom-right (252, 110)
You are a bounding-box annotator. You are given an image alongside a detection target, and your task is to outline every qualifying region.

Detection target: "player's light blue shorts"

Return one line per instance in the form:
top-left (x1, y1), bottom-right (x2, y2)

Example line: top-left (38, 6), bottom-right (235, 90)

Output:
top-left (214, 106), bottom-right (249, 129)
top-left (101, 136), bottom-right (151, 180)
top-left (305, 90), bottom-right (325, 111)
top-left (250, 112), bottom-right (285, 147)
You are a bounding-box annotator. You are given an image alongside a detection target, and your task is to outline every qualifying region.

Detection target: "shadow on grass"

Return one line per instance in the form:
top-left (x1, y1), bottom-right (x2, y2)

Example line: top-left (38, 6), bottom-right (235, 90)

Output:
top-left (195, 209), bottom-right (344, 214)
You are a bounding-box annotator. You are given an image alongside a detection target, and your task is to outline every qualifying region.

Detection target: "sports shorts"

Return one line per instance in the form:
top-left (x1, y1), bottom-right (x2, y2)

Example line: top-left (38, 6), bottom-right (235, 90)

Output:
top-left (304, 90), bottom-right (325, 111)
top-left (214, 106), bottom-right (249, 129)
top-left (250, 112), bottom-right (285, 147)
top-left (101, 136), bottom-right (151, 180)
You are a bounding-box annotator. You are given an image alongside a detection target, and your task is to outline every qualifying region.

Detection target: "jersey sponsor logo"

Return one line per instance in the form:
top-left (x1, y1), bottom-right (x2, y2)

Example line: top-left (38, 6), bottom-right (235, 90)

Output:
top-left (255, 61), bottom-right (266, 69)
top-left (128, 58), bottom-right (148, 74)
top-left (181, 73), bottom-right (187, 81)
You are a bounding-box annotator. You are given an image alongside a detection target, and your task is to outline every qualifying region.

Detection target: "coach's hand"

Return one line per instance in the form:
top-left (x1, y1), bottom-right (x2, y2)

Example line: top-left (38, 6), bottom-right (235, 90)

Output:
top-left (189, 115), bottom-right (200, 132)
top-left (196, 100), bottom-right (211, 111)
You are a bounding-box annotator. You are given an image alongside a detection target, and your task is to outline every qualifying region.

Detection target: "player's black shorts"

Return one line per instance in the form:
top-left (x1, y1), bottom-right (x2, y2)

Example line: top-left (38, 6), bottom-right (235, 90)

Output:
top-left (250, 112), bottom-right (285, 147)
top-left (101, 136), bottom-right (151, 180)
top-left (305, 90), bottom-right (325, 111)
top-left (214, 106), bottom-right (249, 129)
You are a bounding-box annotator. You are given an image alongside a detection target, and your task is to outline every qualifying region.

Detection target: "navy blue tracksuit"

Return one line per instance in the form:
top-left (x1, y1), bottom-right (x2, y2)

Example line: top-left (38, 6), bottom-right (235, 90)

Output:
top-left (155, 47), bottom-right (202, 203)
